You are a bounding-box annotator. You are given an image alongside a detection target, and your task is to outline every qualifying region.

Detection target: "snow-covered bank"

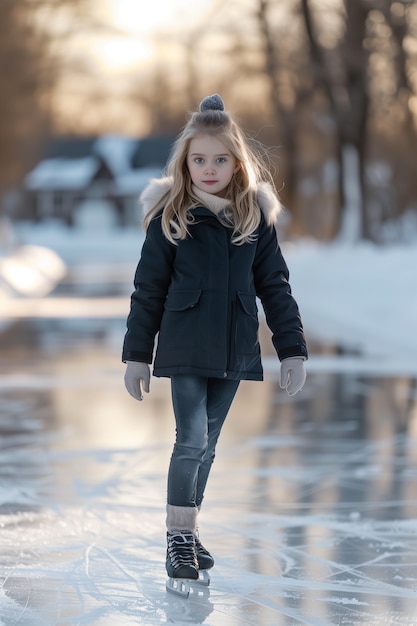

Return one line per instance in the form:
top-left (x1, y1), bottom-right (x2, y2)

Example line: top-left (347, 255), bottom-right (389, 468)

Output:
top-left (284, 239), bottom-right (417, 364)
top-left (14, 220), bottom-right (145, 266)
top-left (11, 221), bottom-right (417, 370)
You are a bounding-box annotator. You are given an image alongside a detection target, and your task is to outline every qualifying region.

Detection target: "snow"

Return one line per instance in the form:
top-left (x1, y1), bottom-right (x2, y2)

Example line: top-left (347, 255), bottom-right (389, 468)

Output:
top-left (282, 238), bottom-right (417, 369)
top-left (114, 167), bottom-right (163, 195)
top-left (0, 244), bottom-right (66, 297)
top-left (93, 135), bottom-right (137, 176)
top-left (25, 156), bottom-right (99, 190)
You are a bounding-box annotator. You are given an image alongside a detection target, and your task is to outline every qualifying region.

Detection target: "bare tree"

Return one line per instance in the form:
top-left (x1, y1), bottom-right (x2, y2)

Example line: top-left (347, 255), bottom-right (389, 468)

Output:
top-left (0, 1), bottom-right (48, 189)
top-left (0, 0), bottom-right (97, 199)
top-left (256, 0), bottom-right (298, 208)
top-left (301, 0), bottom-right (417, 240)
top-left (301, 0), bottom-right (371, 238)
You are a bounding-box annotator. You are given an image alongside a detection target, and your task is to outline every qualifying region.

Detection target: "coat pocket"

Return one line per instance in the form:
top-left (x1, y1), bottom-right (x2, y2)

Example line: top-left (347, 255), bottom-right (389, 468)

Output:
top-left (159, 289), bottom-right (202, 352)
top-left (164, 289), bottom-right (201, 311)
top-left (235, 292), bottom-right (260, 355)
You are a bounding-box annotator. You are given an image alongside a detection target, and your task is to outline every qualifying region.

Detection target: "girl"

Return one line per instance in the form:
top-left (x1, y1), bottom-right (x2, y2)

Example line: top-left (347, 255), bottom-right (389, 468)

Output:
top-left (122, 94), bottom-right (308, 582)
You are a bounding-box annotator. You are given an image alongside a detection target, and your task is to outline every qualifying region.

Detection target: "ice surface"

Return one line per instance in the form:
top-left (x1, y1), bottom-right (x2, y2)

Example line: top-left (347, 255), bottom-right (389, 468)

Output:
top-left (1, 325), bottom-right (417, 624)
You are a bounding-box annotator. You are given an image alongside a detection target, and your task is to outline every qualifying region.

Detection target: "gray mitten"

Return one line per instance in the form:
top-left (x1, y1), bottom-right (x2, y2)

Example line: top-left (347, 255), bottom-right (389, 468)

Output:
top-left (124, 361), bottom-right (150, 401)
top-left (280, 357), bottom-right (306, 396)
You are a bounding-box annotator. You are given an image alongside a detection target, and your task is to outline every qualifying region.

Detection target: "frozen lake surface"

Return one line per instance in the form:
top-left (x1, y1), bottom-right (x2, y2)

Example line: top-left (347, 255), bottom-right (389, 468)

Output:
top-left (1, 226), bottom-right (417, 624)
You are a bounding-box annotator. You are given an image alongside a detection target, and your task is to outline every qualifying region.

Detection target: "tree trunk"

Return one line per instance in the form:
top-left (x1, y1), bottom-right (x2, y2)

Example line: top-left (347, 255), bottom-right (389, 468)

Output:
top-left (301, 0), bottom-right (371, 240)
top-left (256, 0), bottom-right (298, 213)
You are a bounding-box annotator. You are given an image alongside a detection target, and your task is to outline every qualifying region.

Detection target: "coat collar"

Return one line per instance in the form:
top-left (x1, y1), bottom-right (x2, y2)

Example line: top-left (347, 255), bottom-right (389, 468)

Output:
top-left (140, 176), bottom-right (282, 226)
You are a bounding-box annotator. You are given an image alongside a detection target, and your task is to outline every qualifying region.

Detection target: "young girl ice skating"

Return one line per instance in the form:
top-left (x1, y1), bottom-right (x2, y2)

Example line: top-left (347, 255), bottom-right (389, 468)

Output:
top-left (122, 94), bottom-right (308, 582)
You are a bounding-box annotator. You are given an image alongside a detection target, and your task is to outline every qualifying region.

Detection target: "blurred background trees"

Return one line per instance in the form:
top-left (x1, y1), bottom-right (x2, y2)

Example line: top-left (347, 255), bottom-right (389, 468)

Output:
top-left (0, 0), bottom-right (49, 188)
top-left (0, 0), bottom-right (93, 186)
top-left (1, 0), bottom-right (417, 242)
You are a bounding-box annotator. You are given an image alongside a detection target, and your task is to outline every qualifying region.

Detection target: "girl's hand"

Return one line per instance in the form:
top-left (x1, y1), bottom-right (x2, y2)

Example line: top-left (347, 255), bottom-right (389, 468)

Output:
top-left (124, 361), bottom-right (150, 401)
top-left (280, 357), bottom-right (306, 396)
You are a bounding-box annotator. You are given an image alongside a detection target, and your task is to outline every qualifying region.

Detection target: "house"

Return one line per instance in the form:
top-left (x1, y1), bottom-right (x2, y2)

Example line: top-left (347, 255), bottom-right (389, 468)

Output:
top-left (22, 134), bottom-right (175, 227)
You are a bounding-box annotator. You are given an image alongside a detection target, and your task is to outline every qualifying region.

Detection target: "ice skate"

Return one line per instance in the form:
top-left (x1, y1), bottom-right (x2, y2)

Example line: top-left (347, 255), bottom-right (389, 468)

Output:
top-left (194, 533), bottom-right (214, 571)
top-left (165, 531), bottom-right (200, 597)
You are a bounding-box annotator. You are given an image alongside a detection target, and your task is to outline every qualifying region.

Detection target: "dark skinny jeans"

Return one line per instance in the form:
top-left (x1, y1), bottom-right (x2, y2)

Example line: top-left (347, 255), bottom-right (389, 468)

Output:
top-left (167, 375), bottom-right (240, 508)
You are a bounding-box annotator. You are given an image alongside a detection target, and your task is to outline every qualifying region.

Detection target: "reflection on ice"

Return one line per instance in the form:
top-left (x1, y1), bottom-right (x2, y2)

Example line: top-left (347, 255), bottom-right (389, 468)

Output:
top-left (1, 317), bottom-right (417, 624)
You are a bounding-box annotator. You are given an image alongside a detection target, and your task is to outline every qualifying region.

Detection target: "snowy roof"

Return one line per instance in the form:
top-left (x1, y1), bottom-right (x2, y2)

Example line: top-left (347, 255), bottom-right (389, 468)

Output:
top-left (93, 135), bottom-right (137, 177)
top-left (25, 157), bottom-right (99, 191)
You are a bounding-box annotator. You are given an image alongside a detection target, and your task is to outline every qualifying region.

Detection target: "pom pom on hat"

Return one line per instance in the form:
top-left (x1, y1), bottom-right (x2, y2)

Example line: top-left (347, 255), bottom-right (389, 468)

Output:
top-left (199, 94), bottom-right (225, 112)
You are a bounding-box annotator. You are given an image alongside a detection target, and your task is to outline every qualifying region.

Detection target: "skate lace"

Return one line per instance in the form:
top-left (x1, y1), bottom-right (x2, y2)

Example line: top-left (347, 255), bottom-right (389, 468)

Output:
top-left (167, 532), bottom-right (197, 568)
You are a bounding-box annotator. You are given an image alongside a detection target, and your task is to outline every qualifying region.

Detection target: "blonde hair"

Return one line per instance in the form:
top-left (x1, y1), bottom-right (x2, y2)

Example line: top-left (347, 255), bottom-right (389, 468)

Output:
top-left (143, 102), bottom-right (277, 245)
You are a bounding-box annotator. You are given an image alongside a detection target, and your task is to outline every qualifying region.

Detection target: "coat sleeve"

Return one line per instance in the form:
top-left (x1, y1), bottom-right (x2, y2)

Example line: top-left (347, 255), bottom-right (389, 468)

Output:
top-left (253, 219), bottom-right (308, 361)
top-left (122, 216), bottom-right (175, 363)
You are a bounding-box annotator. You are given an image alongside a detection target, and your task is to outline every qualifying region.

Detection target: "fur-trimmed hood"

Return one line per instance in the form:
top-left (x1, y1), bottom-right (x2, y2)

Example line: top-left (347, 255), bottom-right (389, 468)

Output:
top-left (139, 176), bottom-right (282, 226)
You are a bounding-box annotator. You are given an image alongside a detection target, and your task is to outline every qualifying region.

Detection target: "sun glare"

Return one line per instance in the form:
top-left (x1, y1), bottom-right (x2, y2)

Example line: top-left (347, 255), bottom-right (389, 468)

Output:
top-left (108, 0), bottom-right (212, 35)
top-left (93, 37), bottom-right (151, 72)
top-left (95, 0), bottom-right (213, 70)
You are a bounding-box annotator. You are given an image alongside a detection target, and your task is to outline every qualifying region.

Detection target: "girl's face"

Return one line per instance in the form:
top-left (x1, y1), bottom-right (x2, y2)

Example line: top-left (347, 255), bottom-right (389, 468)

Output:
top-left (186, 134), bottom-right (239, 197)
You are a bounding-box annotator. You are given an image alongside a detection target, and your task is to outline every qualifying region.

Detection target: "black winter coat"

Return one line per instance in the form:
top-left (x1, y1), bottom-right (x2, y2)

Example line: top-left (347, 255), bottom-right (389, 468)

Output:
top-left (122, 183), bottom-right (308, 380)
